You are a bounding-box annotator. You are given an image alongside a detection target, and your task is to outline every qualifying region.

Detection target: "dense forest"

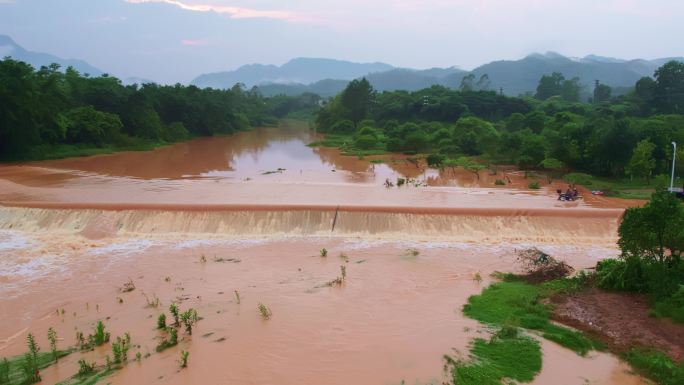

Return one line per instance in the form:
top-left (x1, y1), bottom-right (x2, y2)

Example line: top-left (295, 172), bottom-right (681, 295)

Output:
top-left (0, 58), bottom-right (319, 160)
top-left (315, 61), bottom-right (684, 181)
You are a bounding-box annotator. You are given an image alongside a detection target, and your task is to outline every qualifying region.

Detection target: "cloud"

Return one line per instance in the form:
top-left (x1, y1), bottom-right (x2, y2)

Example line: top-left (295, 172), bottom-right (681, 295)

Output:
top-left (125, 0), bottom-right (317, 23)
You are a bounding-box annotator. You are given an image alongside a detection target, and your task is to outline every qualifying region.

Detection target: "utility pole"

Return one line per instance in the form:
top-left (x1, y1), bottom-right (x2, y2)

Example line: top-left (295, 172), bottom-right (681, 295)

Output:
top-left (671, 141), bottom-right (677, 191)
top-left (593, 80), bottom-right (600, 104)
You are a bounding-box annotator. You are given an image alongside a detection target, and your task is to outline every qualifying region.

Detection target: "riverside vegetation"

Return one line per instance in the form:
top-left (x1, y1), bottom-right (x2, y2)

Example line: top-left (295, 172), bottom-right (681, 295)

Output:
top-left (313, 61), bottom-right (684, 198)
top-left (0, 58), bottom-right (319, 161)
top-left (448, 190), bottom-right (684, 385)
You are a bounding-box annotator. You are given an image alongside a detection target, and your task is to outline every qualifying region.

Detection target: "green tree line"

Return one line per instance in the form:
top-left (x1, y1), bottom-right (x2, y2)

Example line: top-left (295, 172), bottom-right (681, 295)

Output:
top-left (0, 58), bottom-right (318, 160)
top-left (315, 61), bottom-right (684, 180)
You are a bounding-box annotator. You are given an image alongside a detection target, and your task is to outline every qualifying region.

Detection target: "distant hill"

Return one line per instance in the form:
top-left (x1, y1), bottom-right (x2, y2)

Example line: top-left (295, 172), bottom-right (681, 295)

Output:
top-left (0, 34), bottom-right (103, 76)
top-left (465, 52), bottom-right (684, 97)
top-left (192, 58), bottom-right (394, 89)
top-left (204, 53), bottom-right (684, 98)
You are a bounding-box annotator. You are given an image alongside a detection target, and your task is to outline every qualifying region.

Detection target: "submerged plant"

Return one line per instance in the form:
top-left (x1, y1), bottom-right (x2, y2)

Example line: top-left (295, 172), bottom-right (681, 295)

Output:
top-left (77, 359), bottom-right (96, 376)
top-left (169, 304), bottom-right (180, 326)
top-left (180, 309), bottom-right (199, 335)
top-left (340, 265), bottom-right (347, 280)
top-left (155, 327), bottom-right (178, 352)
top-left (234, 290), bottom-right (241, 304)
top-left (94, 321), bottom-right (110, 346)
top-left (121, 278), bottom-right (136, 293)
top-left (258, 303), bottom-right (272, 320)
top-left (179, 351), bottom-right (189, 369)
top-left (47, 327), bottom-right (58, 361)
top-left (22, 333), bottom-right (41, 383)
top-left (320, 248), bottom-right (328, 257)
top-left (111, 334), bottom-right (130, 364)
top-left (474, 272), bottom-right (483, 283)
top-left (143, 292), bottom-right (161, 308)
top-left (157, 314), bottom-right (167, 329)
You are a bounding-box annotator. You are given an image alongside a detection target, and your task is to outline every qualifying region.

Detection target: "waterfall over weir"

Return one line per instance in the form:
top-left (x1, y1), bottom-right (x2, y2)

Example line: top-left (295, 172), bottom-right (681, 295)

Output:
top-left (0, 204), bottom-right (623, 244)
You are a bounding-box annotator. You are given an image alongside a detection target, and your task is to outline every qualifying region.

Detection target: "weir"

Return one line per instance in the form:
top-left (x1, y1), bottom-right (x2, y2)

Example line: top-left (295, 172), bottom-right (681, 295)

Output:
top-left (0, 205), bottom-right (623, 244)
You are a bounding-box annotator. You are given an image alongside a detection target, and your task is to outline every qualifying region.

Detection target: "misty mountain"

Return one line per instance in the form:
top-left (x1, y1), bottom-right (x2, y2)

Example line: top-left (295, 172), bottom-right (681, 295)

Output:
top-left (465, 52), bottom-right (684, 97)
top-left (192, 58), bottom-right (394, 89)
top-left (212, 52), bottom-right (684, 98)
top-left (0, 34), bottom-right (102, 76)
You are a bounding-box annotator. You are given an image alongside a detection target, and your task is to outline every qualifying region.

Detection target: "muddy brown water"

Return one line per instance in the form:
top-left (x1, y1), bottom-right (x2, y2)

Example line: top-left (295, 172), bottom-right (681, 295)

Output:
top-left (0, 124), bottom-right (647, 384)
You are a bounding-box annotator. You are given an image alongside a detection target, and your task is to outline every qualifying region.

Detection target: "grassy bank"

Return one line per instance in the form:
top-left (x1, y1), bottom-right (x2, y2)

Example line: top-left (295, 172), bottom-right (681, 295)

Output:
top-left (456, 272), bottom-right (684, 385)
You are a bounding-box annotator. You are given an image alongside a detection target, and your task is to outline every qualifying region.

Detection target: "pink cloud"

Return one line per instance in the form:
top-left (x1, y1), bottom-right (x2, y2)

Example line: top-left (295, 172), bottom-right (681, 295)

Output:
top-left (181, 39), bottom-right (209, 46)
top-left (125, 0), bottom-right (319, 23)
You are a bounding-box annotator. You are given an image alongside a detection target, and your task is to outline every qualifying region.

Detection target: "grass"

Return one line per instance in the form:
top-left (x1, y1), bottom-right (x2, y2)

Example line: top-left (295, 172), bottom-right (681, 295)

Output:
top-left (0, 350), bottom-right (72, 385)
top-left (463, 281), bottom-right (601, 356)
top-left (623, 348), bottom-right (684, 385)
top-left (444, 328), bottom-right (542, 385)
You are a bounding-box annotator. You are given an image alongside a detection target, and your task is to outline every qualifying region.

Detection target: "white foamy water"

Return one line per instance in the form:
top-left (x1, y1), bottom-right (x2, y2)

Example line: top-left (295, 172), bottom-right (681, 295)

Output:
top-left (0, 230), bottom-right (33, 251)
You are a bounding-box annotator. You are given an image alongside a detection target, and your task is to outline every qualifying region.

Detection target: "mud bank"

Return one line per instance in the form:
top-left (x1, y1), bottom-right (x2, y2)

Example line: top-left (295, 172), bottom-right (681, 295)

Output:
top-left (0, 205), bottom-right (622, 244)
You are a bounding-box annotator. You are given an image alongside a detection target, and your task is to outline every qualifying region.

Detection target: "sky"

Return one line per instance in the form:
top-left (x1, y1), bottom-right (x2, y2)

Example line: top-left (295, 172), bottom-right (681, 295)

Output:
top-left (0, 0), bottom-right (683, 83)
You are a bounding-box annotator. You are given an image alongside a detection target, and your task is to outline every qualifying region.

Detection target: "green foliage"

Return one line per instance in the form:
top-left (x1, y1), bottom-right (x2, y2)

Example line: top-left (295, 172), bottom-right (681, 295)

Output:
top-left (178, 351), bottom-right (189, 369)
top-left (626, 139), bottom-right (656, 181)
top-left (111, 334), bottom-right (130, 364)
top-left (180, 309), bottom-right (199, 335)
top-left (494, 179), bottom-right (505, 186)
top-left (155, 328), bottom-right (178, 353)
top-left (169, 304), bottom-right (180, 326)
top-left (563, 172), bottom-right (593, 186)
top-left (528, 181), bottom-right (541, 189)
top-left (0, 358), bottom-right (9, 384)
top-left (77, 360), bottom-right (96, 376)
top-left (47, 328), bottom-right (57, 361)
top-left (464, 282), bottom-right (600, 355)
top-left (619, 191), bottom-right (684, 264)
top-left (22, 333), bottom-right (41, 384)
top-left (93, 321), bottom-right (110, 347)
top-left (623, 349), bottom-right (684, 385)
top-left (157, 314), bottom-right (166, 330)
top-left (0, 58), bottom-right (296, 160)
top-left (444, 331), bottom-right (541, 385)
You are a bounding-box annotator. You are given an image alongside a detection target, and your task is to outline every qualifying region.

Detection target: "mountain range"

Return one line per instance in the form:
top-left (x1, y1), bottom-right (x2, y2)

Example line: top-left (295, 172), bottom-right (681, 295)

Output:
top-left (1, 34), bottom-right (682, 98)
top-left (0, 34), bottom-right (103, 76)
top-left (193, 53), bottom-right (684, 98)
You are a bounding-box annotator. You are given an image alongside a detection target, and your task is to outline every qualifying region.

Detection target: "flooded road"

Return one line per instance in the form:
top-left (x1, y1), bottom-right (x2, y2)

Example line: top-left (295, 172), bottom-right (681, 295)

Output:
top-left (0, 123), bottom-right (647, 384)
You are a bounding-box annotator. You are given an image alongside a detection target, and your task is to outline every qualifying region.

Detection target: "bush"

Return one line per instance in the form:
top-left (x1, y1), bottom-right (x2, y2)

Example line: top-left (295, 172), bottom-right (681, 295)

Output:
top-left (426, 153), bottom-right (445, 167)
top-left (354, 135), bottom-right (378, 150)
top-left (495, 179), bottom-right (505, 185)
top-left (330, 120), bottom-right (355, 134)
top-left (563, 172), bottom-right (593, 186)
top-left (528, 181), bottom-right (541, 189)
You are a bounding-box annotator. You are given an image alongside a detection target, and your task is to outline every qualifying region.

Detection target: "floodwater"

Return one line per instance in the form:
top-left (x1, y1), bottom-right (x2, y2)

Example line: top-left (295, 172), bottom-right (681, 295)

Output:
top-left (0, 124), bottom-right (647, 384)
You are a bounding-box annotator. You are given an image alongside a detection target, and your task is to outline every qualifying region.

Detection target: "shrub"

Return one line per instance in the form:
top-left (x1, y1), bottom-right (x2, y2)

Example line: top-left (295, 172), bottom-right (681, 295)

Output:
top-left (320, 248), bottom-right (328, 257)
top-left (169, 304), bottom-right (180, 326)
top-left (47, 328), bottom-right (58, 361)
top-left (494, 179), bottom-right (505, 185)
top-left (94, 321), bottom-right (110, 346)
top-left (528, 181), bottom-right (541, 189)
top-left (354, 135), bottom-right (378, 150)
top-left (426, 153), bottom-right (445, 167)
top-left (78, 359), bottom-right (96, 375)
top-left (179, 351), bottom-right (189, 369)
top-left (180, 309), bottom-right (199, 335)
top-left (157, 314), bottom-right (166, 330)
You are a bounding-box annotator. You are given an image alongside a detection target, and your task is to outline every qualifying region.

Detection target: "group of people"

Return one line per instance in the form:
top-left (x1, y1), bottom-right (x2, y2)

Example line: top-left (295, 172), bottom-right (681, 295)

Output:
top-left (557, 186), bottom-right (580, 201)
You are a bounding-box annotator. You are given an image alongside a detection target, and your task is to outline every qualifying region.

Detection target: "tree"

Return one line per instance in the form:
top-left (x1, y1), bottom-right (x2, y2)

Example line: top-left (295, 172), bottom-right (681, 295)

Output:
top-left (535, 72), bottom-right (564, 100)
top-left (459, 74), bottom-right (476, 92)
top-left (653, 60), bottom-right (684, 114)
top-left (65, 106), bottom-right (123, 146)
top-left (475, 74), bottom-right (491, 91)
top-left (561, 77), bottom-right (581, 102)
top-left (340, 78), bottom-right (374, 128)
top-left (619, 190), bottom-right (684, 265)
top-left (635, 76), bottom-right (656, 102)
top-left (626, 139), bottom-right (656, 181)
